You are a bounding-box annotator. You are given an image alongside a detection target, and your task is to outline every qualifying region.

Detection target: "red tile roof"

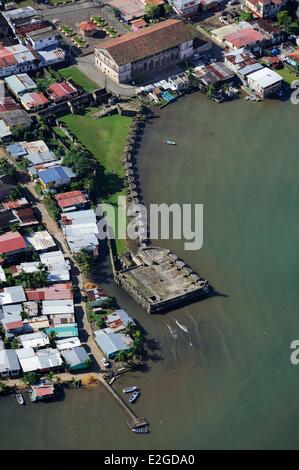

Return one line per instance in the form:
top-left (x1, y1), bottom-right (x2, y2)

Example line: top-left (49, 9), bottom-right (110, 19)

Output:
top-left (0, 231), bottom-right (27, 254)
top-left (32, 385), bottom-right (54, 396)
top-left (98, 19), bottom-right (193, 66)
top-left (2, 198), bottom-right (29, 210)
top-left (47, 82), bottom-right (77, 100)
top-left (54, 190), bottom-right (87, 208)
top-left (146, 0), bottom-right (165, 5)
top-left (80, 21), bottom-right (97, 32)
top-left (22, 92), bottom-right (49, 109)
top-left (225, 28), bottom-right (263, 48)
top-left (5, 320), bottom-right (23, 330)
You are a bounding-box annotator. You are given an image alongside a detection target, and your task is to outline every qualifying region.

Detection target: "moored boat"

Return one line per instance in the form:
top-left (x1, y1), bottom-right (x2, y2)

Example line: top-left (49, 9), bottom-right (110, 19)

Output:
top-left (129, 391), bottom-right (140, 403)
top-left (16, 393), bottom-right (24, 405)
top-left (163, 139), bottom-right (176, 145)
top-left (123, 386), bottom-right (138, 394)
top-left (132, 426), bottom-right (149, 434)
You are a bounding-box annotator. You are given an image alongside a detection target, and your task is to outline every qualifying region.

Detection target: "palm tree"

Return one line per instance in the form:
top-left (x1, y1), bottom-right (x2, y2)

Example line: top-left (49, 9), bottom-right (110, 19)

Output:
top-left (125, 321), bottom-right (136, 336)
top-left (115, 350), bottom-right (127, 363)
top-left (48, 331), bottom-right (57, 348)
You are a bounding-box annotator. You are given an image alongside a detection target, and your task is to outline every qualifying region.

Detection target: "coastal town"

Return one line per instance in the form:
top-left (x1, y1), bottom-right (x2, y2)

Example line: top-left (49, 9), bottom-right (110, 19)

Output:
top-left (0, 0), bottom-right (298, 438)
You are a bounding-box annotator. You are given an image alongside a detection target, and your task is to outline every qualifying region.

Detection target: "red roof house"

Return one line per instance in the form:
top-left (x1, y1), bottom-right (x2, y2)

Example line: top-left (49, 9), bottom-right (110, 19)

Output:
top-left (47, 82), bottom-right (78, 103)
top-left (54, 190), bottom-right (87, 210)
top-left (131, 19), bottom-right (147, 32)
top-left (225, 28), bottom-right (264, 49)
top-left (25, 283), bottom-right (73, 301)
top-left (2, 198), bottom-right (29, 210)
top-left (20, 92), bottom-right (49, 111)
top-left (0, 231), bottom-right (27, 256)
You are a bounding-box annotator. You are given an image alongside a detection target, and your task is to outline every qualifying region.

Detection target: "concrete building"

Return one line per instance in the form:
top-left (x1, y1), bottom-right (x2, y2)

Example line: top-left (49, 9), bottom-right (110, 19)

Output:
top-left (94, 19), bottom-right (195, 84)
top-left (171, 0), bottom-right (200, 15)
top-left (244, 0), bottom-right (288, 19)
top-left (247, 66), bottom-right (283, 97)
top-left (26, 26), bottom-right (60, 51)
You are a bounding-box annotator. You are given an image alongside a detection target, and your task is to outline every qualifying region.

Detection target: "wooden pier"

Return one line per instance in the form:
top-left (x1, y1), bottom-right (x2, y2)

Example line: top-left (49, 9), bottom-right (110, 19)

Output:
top-left (98, 375), bottom-right (148, 429)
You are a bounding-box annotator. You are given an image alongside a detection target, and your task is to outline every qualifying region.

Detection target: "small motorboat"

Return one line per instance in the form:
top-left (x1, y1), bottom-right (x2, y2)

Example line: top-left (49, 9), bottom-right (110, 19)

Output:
top-left (16, 393), bottom-right (24, 405)
top-left (132, 426), bottom-right (149, 434)
top-left (175, 320), bottom-right (188, 333)
top-left (129, 391), bottom-right (140, 403)
top-left (123, 386), bottom-right (138, 394)
top-left (163, 139), bottom-right (176, 145)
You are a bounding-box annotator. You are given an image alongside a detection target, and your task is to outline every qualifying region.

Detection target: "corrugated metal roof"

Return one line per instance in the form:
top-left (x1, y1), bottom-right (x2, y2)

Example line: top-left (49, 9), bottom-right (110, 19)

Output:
top-left (42, 299), bottom-right (74, 315)
top-left (0, 349), bottom-right (20, 373)
top-left (26, 230), bottom-right (56, 251)
top-left (55, 190), bottom-right (87, 208)
top-left (61, 346), bottom-right (89, 367)
top-left (94, 329), bottom-right (132, 358)
top-left (5, 74), bottom-right (36, 96)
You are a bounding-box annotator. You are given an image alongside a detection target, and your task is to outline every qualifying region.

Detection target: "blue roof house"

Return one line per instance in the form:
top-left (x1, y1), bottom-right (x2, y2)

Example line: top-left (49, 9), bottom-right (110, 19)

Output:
top-left (6, 143), bottom-right (27, 160)
top-left (94, 329), bottom-right (133, 359)
top-left (38, 166), bottom-right (76, 189)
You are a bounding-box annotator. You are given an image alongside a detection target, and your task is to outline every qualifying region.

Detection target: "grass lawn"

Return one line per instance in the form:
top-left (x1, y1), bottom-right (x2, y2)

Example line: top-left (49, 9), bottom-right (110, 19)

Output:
top-left (59, 66), bottom-right (98, 93)
top-left (276, 66), bottom-right (299, 85)
top-left (59, 111), bottom-right (132, 254)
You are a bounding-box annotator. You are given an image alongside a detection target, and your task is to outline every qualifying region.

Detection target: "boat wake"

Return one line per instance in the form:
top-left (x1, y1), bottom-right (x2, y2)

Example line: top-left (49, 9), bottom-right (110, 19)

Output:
top-left (166, 324), bottom-right (178, 339)
top-left (175, 320), bottom-right (188, 333)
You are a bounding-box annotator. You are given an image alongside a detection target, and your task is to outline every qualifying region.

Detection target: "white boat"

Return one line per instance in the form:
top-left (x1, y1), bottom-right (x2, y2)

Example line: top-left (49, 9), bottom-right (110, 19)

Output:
top-left (163, 139), bottom-right (176, 145)
top-left (132, 426), bottom-right (149, 434)
top-left (175, 320), bottom-right (188, 333)
top-left (123, 386), bottom-right (138, 394)
top-left (16, 393), bottom-right (24, 405)
top-left (129, 391), bottom-right (140, 403)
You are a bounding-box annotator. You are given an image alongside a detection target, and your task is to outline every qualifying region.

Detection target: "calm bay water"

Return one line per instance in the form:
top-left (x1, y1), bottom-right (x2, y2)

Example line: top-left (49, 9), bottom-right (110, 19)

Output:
top-left (1, 94), bottom-right (299, 449)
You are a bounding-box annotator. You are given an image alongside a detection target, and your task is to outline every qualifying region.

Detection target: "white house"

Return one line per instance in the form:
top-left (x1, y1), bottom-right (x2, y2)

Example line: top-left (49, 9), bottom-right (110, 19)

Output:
top-left (26, 26), bottom-right (60, 51)
top-left (170, 0), bottom-right (200, 15)
top-left (247, 66), bottom-right (283, 97)
top-left (18, 331), bottom-right (50, 349)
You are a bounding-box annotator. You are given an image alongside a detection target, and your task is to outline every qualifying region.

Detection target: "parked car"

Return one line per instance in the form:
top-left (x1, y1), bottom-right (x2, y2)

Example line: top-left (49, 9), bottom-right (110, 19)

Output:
top-left (192, 53), bottom-right (201, 60)
top-left (228, 0), bottom-right (239, 4)
top-left (101, 357), bottom-right (111, 368)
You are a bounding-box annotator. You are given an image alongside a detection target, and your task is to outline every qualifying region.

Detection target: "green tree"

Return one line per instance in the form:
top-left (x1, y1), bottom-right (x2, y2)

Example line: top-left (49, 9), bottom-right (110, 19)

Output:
top-left (22, 371), bottom-right (40, 385)
top-left (115, 350), bottom-right (128, 362)
top-left (132, 330), bottom-right (144, 352)
top-left (239, 11), bottom-right (253, 21)
top-left (0, 158), bottom-right (16, 177)
top-left (144, 2), bottom-right (162, 20)
top-left (11, 338), bottom-right (20, 349)
top-left (125, 321), bottom-right (136, 336)
top-left (8, 184), bottom-right (23, 200)
top-left (44, 196), bottom-right (60, 220)
top-left (275, 10), bottom-right (299, 33)
top-left (74, 249), bottom-right (94, 277)
top-left (96, 316), bottom-right (106, 329)
top-left (205, 84), bottom-right (216, 99)
top-left (163, 2), bottom-right (172, 16)
top-left (48, 331), bottom-right (57, 348)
